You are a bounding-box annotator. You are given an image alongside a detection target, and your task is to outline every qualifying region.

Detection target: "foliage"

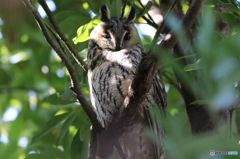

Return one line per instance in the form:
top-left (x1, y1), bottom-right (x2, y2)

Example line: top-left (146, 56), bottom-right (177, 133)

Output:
top-left (0, 0), bottom-right (240, 159)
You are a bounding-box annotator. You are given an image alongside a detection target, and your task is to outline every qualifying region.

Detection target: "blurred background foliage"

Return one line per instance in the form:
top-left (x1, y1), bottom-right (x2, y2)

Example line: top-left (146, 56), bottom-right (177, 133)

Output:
top-left (0, 0), bottom-right (240, 159)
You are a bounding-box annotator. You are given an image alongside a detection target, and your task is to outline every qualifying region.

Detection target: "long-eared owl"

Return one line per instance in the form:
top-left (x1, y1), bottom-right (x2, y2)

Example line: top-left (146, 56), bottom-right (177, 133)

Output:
top-left (87, 4), bottom-right (166, 159)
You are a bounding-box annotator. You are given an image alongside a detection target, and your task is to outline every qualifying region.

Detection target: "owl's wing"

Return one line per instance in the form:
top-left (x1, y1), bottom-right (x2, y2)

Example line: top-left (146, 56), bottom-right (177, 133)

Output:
top-left (145, 73), bottom-right (166, 159)
top-left (152, 73), bottom-right (167, 112)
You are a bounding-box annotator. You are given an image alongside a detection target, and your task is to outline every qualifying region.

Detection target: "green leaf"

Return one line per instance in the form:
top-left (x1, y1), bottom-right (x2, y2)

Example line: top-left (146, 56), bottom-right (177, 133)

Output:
top-left (190, 100), bottom-right (210, 105)
top-left (136, 1), bottom-right (153, 20)
top-left (61, 129), bottom-right (71, 155)
top-left (87, 0), bottom-right (103, 14)
top-left (60, 83), bottom-right (76, 101)
top-left (183, 60), bottom-right (201, 71)
top-left (11, 69), bottom-right (35, 87)
top-left (32, 113), bottom-right (69, 144)
top-left (79, 121), bottom-right (91, 141)
top-left (47, 93), bottom-right (75, 105)
top-left (217, 12), bottom-right (240, 27)
top-left (25, 154), bottom-right (58, 159)
top-left (37, 145), bottom-right (67, 159)
top-left (0, 68), bottom-right (11, 85)
top-left (56, 110), bottom-right (80, 145)
top-left (0, 141), bottom-right (18, 159)
top-left (109, 0), bottom-right (122, 17)
top-left (79, 49), bottom-right (88, 62)
top-left (59, 16), bottom-right (91, 36)
top-left (70, 130), bottom-right (82, 159)
top-left (195, 8), bottom-right (215, 52)
top-left (217, 0), bottom-right (240, 11)
top-left (8, 117), bottom-right (23, 140)
top-left (73, 19), bottom-right (99, 44)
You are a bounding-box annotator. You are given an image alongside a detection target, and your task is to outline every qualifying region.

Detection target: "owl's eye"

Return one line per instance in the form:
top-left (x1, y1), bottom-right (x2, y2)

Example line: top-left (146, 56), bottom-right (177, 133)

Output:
top-left (102, 34), bottom-right (110, 39)
top-left (124, 34), bottom-right (131, 41)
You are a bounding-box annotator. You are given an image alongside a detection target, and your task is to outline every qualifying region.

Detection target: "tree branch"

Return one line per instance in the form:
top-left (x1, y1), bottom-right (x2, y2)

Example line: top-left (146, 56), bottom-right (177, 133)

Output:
top-left (137, 0), bottom-right (157, 26)
top-left (37, 0), bottom-right (88, 71)
top-left (160, 0), bottom-right (206, 51)
top-left (121, 0), bottom-right (128, 17)
top-left (142, 15), bottom-right (159, 29)
top-left (22, 0), bottom-right (102, 131)
top-left (173, 44), bottom-right (215, 133)
top-left (151, 0), bottom-right (179, 49)
top-left (159, 0), bottom-right (217, 134)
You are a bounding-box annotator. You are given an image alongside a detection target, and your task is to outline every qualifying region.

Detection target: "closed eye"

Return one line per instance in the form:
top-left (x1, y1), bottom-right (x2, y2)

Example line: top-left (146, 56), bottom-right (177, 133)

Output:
top-left (124, 34), bottom-right (131, 41)
top-left (102, 34), bottom-right (110, 39)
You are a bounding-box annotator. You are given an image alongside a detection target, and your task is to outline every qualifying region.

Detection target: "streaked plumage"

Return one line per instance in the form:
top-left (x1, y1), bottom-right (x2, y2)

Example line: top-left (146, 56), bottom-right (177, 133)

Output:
top-left (87, 5), bottom-right (166, 159)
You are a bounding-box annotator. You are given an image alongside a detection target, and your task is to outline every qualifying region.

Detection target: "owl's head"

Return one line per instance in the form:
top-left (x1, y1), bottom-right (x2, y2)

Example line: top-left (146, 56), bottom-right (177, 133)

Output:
top-left (90, 5), bottom-right (140, 51)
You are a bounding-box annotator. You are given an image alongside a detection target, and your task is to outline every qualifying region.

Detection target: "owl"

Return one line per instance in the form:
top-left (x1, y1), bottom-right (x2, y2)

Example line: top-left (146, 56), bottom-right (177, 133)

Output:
top-left (87, 5), bottom-right (166, 159)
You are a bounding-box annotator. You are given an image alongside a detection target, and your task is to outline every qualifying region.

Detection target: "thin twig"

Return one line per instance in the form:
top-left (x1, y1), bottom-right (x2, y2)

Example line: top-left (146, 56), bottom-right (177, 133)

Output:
top-left (151, 0), bottom-right (179, 49)
top-left (137, 0), bottom-right (157, 26)
top-left (160, 53), bottom-right (198, 69)
top-left (121, 0), bottom-right (128, 17)
top-left (161, 71), bottom-right (180, 90)
top-left (38, 0), bottom-right (88, 71)
top-left (160, 0), bottom-right (206, 51)
top-left (22, 0), bottom-right (102, 131)
top-left (45, 23), bottom-right (66, 55)
top-left (142, 15), bottom-right (158, 29)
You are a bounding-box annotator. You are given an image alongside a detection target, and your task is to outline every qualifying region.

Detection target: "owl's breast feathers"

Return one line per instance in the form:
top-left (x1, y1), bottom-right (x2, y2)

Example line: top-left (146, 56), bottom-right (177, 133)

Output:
top-left (88, 41), bottom-right (146, 125)
top-left (87, 41), bottom-right (166, 126)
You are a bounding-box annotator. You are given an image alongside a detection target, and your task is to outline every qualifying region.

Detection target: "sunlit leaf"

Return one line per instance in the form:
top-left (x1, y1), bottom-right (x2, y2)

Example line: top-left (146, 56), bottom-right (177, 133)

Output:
top-left (182, 4), bottom-right (189, 13)
top-left (73, 19), bottom-right (99, 44)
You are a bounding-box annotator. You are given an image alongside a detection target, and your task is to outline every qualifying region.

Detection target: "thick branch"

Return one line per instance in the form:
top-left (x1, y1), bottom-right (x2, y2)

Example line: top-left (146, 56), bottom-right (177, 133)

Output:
top-left (173, 44), bottom-right (215, 133)
top-left (155, 0), bottom-right (214, 133)
top-left (22, 0), bottom-right (102, 131)
top-left (160, 0), bottom-right (206, 51)
top-left (38, 0), bottom-right (88, 71)
top-left (96, 54), bottom-right (158, 158)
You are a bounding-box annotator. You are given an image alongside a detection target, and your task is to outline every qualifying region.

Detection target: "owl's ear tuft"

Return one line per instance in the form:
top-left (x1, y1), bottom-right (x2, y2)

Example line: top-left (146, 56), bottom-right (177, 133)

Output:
top-left (100, 5), bottom-right (111, 22)
top-left (126, 7), bottom-right (136, 23)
